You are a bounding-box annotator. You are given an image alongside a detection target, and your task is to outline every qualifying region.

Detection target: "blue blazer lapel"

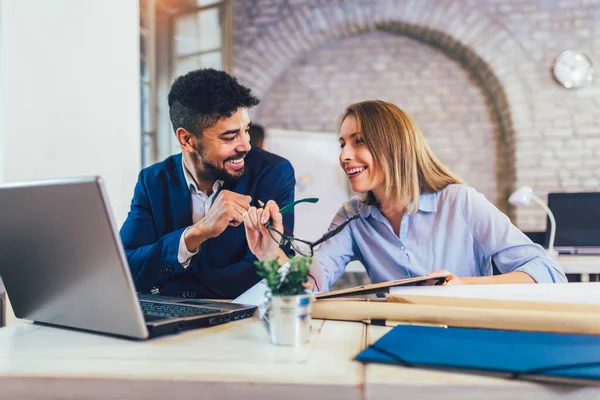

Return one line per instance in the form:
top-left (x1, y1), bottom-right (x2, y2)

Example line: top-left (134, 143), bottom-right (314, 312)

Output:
top-left (168, 154), bottom-right (193, 230)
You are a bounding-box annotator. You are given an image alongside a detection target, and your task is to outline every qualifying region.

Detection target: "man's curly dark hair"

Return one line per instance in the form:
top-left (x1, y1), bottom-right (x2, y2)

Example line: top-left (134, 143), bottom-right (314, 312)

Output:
top-left (168, 68), bottom-right (260, 136)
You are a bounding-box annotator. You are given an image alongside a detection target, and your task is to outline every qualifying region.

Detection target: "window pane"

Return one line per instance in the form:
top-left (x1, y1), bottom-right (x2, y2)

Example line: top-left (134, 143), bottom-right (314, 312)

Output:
top-left (140, 58), bottom-right (149, 82)
top-left (196, 0), bottom-right (220, 6)
top-left (175, 51), bottom-right (222, 76)
top-left (174, 57), bottom-right (199, 77)
top-left (175, 8), bottom-right (222, 56)
top-left (142, 132), bottom-right (154, 168)
top-left (141, 84), bottom-right (151, 131)
top-left (140, 33), bottom-right (147, 57)
top-left (198, 51), bottom-right (222, 69)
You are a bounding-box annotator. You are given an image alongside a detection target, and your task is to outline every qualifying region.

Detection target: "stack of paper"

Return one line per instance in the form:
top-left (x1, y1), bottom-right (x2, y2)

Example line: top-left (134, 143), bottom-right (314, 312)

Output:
top-left (389, 282), bottom-right (600, 304)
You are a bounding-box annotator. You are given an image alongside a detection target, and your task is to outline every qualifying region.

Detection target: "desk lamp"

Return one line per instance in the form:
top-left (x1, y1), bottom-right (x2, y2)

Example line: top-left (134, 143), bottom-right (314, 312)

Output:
top-left (508, 186), bottom-right (558, 258)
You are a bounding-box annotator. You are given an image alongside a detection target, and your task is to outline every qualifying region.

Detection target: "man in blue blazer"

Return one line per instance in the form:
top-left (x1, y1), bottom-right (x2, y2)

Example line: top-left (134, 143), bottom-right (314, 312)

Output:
top-left (120, 69), bottom-right (295, 299)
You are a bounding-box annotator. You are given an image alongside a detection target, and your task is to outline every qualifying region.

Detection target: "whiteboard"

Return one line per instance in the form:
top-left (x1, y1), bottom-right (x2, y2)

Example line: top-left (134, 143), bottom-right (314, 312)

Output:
top-left (265, 129), bottom-right (350, 242)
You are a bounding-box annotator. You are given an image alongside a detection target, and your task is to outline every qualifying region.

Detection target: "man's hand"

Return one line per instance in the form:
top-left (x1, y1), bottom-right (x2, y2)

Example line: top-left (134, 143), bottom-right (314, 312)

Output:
top-left (185, 190), bottom-right (251, 251)
top-left (243, 200), bottom-right (288, 263)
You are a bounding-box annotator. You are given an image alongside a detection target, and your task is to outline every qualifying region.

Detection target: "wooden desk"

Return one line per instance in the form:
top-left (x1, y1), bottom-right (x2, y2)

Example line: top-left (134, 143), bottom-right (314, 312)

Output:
top-left (1, 319), bottom-right (599, 399)
top-left (0, 318), bottom-right (364, 400)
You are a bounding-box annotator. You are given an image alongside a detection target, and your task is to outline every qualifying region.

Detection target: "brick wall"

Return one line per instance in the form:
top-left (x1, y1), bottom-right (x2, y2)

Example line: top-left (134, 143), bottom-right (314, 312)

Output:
top-left (257, 30), bottom-right (499, 205)
top-left (232, 0), bottom-right (600, 231)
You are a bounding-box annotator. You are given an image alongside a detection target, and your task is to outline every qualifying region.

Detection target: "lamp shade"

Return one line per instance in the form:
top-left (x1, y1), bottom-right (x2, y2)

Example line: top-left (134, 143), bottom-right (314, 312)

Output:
top-left (508, 186), bottom-right (533, 207)
top-left (507, 186), bottom-right (557, 258)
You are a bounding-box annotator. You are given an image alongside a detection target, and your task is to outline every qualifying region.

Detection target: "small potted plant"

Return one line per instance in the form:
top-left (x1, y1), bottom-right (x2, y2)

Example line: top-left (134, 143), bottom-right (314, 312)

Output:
top-left (255, 256), bottom-right (313, 346)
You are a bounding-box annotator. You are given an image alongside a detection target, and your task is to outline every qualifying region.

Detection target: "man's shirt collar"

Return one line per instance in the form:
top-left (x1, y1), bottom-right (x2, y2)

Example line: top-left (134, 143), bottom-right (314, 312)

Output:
top-left (182, 158), bottom-right (223, 196)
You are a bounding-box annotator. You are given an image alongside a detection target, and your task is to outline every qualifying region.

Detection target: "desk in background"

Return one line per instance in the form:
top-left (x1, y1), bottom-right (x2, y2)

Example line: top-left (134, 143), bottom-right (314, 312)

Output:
top-left (558, 255), bottom-right (600, 282)
top-left (1, 318), bottom-right (599, 399)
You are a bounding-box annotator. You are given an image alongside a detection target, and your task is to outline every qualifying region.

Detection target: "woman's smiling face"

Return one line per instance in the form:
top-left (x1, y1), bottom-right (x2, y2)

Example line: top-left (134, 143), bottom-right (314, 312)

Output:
top-left (339, 115), bottom-right (383, 194)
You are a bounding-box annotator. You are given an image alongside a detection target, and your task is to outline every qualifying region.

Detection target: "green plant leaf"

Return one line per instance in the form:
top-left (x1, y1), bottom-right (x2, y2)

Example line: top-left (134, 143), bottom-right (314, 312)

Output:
top-left (254, 256), bottom-right (312, 296)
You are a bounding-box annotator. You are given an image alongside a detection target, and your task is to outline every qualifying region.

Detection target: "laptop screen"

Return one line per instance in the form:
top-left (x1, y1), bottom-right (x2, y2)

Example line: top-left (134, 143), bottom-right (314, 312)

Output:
top-left (547, 192), bottom-right (600, 250)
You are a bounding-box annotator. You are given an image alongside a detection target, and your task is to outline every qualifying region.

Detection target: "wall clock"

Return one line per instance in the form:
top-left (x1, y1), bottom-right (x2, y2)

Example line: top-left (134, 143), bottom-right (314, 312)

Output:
top-left (552, 50), bottom-right (594, 89)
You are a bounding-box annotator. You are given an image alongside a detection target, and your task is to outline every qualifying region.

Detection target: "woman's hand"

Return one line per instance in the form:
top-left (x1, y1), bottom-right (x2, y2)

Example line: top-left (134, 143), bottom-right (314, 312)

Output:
top-left (428, 269), bottom-right (465, 286)
top-left (243, 200), bottom-right (285, 262)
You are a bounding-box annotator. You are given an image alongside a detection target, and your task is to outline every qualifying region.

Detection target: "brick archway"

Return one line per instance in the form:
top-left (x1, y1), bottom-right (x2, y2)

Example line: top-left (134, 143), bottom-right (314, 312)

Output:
top-left (234, 1), bottom-right (534, 216)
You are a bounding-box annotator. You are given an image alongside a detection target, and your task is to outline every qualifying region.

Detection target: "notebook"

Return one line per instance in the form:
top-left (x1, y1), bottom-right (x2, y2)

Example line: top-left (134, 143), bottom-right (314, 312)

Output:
top-left (314, 273), bottom-right (450, 299)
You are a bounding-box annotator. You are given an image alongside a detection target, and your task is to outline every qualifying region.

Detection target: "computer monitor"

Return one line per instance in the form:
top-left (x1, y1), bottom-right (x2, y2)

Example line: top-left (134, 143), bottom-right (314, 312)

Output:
top-left (547, 192), bottom-right (600, 254)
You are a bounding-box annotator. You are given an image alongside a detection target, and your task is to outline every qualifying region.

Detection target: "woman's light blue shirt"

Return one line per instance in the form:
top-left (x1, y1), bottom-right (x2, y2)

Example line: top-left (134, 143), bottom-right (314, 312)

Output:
top-left (312, 184), bottom-right (567, 292)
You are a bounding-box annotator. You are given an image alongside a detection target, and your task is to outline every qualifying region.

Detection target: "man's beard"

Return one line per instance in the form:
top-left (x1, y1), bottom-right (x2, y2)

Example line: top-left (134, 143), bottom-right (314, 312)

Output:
top-left (194, 143), bottom-right (247, 185)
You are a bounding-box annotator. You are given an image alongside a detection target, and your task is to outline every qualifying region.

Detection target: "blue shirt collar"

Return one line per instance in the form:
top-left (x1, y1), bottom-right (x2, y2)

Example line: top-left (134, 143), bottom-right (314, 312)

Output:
top-left (357, 190), bottom-right (438, 219)
top-left (416, 191), bottom-right (438, 213)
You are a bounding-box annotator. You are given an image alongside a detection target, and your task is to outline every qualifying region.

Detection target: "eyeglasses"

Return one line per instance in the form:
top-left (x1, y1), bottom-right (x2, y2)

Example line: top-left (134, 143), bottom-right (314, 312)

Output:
top-left (264, 198), bottom-right (360, 257)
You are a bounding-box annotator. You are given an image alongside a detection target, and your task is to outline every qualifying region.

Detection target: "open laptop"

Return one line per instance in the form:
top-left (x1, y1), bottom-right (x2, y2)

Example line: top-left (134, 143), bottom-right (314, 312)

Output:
top-left (0, 177), bottom-right (256, 339)
top-left (547, 192), bottom-right (600, 255)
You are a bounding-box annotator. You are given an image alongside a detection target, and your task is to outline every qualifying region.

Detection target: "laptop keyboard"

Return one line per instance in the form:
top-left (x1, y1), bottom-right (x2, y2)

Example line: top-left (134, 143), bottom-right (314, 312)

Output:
top-left (139, 301), bottom-right (219, 319)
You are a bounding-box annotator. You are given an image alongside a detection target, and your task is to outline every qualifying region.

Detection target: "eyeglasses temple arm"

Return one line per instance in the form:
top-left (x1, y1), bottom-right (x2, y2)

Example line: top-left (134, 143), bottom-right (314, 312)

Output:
top-left (279, 197), bottom-right (319, 215)
top-left (263, 197), bottom-right (320, 226)
top-left (311, 214), bottom-right (359, 247)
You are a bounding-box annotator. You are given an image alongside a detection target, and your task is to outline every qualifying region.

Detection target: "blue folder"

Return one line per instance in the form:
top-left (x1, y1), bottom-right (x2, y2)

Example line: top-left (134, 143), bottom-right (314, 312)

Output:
top-left (356, 324), bottom-right (600, 384)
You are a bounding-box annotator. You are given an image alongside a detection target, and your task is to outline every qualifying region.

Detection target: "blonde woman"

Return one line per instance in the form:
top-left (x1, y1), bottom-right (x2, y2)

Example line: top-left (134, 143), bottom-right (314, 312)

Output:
top-left (243, 100), bottom-right (567, 292)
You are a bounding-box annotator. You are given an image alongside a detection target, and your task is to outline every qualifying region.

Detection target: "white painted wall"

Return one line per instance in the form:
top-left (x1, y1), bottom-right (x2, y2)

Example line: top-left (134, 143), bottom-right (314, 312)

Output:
top-left (0, 0), bottom-right (141, 225)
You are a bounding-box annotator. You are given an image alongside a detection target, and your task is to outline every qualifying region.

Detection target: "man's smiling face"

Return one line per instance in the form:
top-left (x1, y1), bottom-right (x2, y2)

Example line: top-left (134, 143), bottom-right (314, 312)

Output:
top-left (190, 107), bottom-right (252, 183)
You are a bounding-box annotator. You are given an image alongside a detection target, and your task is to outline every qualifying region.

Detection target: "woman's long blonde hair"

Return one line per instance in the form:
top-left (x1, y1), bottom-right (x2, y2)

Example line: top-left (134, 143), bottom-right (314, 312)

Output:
top-left (342, 100), bottom-right (463, 214)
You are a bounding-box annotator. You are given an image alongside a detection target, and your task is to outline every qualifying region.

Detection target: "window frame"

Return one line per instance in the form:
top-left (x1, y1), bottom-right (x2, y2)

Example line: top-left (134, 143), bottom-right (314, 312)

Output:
top-left (140, 0), bottom-right (232, 167)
